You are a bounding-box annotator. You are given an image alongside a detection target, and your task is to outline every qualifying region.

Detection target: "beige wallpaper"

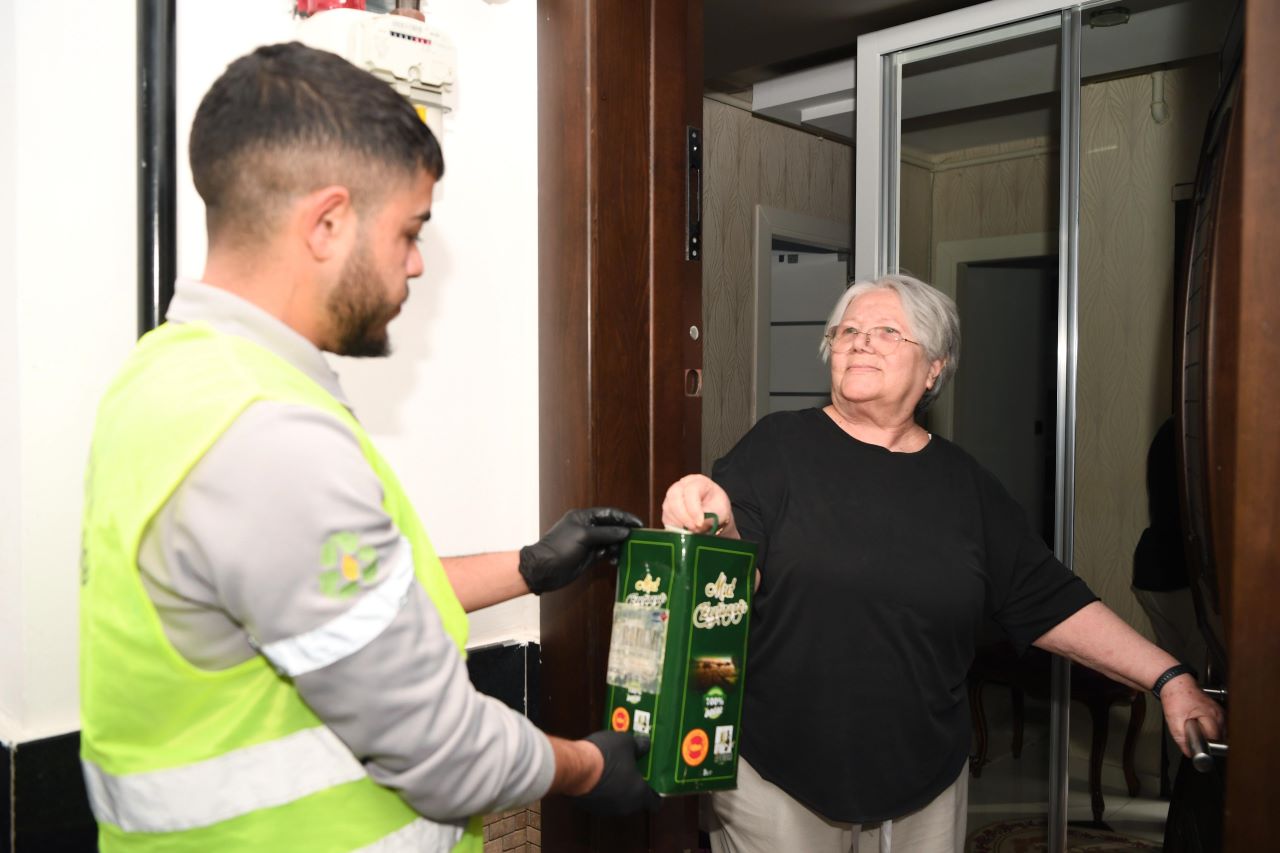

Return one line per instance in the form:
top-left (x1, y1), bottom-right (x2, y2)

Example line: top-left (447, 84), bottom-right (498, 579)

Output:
top-left (899, 162), bottom-right (934, 281)
top-left (701, 99), bottom-right (852, 472)
top-left (1074, 63), bottom-right (1218, 638)
top-left (931, 140), bottom-right (1057, 245)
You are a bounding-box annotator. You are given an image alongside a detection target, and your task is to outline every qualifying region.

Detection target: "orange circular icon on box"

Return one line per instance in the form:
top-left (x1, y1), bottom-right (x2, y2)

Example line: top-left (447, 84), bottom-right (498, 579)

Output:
top-left (682, 728), bottom-right (709, 766)
top-left (611, 707), bottom-right (630, 732)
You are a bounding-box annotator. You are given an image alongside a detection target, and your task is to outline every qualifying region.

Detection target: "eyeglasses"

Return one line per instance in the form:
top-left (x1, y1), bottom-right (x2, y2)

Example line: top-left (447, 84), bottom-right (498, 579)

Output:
top-left (824, 324), bottom-right (921, 355)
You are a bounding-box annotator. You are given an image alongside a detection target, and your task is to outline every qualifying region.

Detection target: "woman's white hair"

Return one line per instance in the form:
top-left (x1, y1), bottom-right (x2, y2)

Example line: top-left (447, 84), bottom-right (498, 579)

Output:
top-left (818, 273), bottom-right (961, 414)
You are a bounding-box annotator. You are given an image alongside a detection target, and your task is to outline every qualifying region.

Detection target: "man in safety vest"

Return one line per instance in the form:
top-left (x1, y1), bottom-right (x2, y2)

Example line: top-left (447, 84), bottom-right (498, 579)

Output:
top-left (80, 42), bottom-right (656, 852)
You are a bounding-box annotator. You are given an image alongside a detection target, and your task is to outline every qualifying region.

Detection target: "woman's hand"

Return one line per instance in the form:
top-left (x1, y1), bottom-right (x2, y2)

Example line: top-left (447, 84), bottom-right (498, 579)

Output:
top-left (1160, 674), bottom-right (1226, 757)
top-left (661, 474), bottom-right (737, 537)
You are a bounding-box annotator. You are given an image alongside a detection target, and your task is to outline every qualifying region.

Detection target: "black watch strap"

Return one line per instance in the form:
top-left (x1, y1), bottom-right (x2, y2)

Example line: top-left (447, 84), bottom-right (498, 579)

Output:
top-left (1152, 663), bottom-right (1196, 698)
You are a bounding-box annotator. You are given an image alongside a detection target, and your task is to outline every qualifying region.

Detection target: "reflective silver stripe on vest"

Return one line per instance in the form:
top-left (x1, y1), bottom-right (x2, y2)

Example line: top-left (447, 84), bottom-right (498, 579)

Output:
top-left (354, 817), bottom-right (465, 852)
top-left (82, 725), bottom-right (367, 833)
top-left (260, 537), bottom-right (416, 676)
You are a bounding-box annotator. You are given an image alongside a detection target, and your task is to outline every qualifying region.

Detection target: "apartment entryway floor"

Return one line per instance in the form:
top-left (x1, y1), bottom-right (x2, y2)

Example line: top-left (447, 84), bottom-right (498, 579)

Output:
top-left (967, 732), bottom-right (1168, 849)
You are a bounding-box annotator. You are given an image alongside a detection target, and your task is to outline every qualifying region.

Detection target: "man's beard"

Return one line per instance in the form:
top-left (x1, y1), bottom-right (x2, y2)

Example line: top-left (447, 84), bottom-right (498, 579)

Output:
top-left (328, 240), bottom-right (398, 358)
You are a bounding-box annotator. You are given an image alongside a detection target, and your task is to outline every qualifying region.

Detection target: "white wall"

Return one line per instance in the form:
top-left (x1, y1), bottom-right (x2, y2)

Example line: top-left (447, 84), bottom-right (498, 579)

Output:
top-left (0, 0), bottom-right (538, 745)
top-left (337, 0), bottom-right (541, 647)
top-left (1, 2), bottom-right (140, 743)
top-left (174, 0), bottom-right (541, 648)
top-left (0, 0), bottom-right (22, 741)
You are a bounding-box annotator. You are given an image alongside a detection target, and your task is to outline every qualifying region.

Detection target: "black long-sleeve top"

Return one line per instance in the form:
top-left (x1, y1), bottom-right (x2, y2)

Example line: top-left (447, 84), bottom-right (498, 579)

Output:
top-left (714, 408), bottom-right (1097, 822)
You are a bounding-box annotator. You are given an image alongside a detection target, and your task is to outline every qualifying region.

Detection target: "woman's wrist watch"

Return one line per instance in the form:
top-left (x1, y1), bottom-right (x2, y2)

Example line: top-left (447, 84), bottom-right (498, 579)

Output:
top-left (1152, 663), bottom-right (1196, 699)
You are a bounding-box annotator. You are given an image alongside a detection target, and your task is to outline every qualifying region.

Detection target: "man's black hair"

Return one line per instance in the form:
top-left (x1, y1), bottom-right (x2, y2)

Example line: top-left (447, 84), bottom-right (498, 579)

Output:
top-left (190, 42), bottom-right (443, 244)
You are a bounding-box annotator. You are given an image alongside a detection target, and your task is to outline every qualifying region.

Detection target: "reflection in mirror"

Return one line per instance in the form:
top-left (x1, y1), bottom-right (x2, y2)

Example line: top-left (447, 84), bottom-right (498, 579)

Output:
top-left (1076, 0), bottom-right (1229, 848)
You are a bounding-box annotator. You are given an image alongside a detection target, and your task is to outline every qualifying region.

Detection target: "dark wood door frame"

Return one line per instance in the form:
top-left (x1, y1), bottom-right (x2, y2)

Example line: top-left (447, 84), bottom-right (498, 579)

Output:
top-left (537, 1), bottom-right (702, 849)
top-left (1225, 0), bottom-right (1280, 847)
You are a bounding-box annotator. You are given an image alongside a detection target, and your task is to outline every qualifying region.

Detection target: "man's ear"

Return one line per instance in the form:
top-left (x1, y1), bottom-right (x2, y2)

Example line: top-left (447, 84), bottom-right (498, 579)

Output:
top-left (300, 185), bottom-right (355, 261)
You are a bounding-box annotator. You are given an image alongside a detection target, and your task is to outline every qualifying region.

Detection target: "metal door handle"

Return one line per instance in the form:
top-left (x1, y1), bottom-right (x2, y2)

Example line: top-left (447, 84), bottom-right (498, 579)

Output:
top-left (1185, 718), bottom-right (1228, 772)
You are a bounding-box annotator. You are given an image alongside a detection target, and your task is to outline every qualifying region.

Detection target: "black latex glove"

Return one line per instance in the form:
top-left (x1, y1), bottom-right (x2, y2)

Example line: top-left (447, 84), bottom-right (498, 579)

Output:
top-left (518, 507), bottom-right (643, 594)
top-left (572, 731), bottom-right (661, 815)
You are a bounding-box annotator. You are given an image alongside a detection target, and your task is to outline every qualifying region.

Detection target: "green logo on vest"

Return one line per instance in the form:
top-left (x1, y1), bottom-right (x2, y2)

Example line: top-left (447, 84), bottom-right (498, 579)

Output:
top-left (319, 532), bottom-right (379, 598)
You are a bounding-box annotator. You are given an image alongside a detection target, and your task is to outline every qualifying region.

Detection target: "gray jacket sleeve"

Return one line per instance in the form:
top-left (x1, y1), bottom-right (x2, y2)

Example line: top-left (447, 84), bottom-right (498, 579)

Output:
top-left (141, 401), bottom-right (554, 820)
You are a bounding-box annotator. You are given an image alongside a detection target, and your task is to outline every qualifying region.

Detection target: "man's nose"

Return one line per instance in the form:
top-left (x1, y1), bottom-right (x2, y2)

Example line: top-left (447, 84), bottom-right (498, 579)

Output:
top-left (407, 243), bottom-right (425, 279)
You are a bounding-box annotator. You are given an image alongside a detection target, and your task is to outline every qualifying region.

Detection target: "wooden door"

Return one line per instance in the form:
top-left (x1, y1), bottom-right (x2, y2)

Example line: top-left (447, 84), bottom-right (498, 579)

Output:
top-left (1224, 0), bottom-right (1280, 847)
top-left (1179, 1), bottom-right (1280, 847)
top-left (537, 0), bottom-right (703, 850)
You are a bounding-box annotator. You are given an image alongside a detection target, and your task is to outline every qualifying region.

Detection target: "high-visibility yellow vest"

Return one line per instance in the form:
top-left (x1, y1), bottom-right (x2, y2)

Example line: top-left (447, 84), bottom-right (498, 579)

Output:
top-left (81, 321), bottom-right (482, 852)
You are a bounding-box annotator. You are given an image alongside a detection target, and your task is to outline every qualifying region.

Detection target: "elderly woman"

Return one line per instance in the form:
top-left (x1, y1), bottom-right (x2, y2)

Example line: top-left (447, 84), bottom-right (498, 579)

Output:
top-left (663, 274), bottom-right (1224, 853)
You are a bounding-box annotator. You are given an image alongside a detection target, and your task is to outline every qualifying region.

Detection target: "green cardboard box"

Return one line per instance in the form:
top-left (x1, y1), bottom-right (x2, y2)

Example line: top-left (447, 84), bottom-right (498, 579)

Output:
top-left (603, 527), bottom-right (757, 795)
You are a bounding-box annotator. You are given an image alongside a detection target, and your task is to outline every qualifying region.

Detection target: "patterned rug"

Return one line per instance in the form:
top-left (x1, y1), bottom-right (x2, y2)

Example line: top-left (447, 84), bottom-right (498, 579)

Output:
top-left (966, 818), bottom-right (1161, 852)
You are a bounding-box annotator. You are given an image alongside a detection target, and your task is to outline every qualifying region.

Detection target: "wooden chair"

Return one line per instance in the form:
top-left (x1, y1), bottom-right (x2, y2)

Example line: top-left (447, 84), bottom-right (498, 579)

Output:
top-left (968, 642), bottom-right (1146, 823)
